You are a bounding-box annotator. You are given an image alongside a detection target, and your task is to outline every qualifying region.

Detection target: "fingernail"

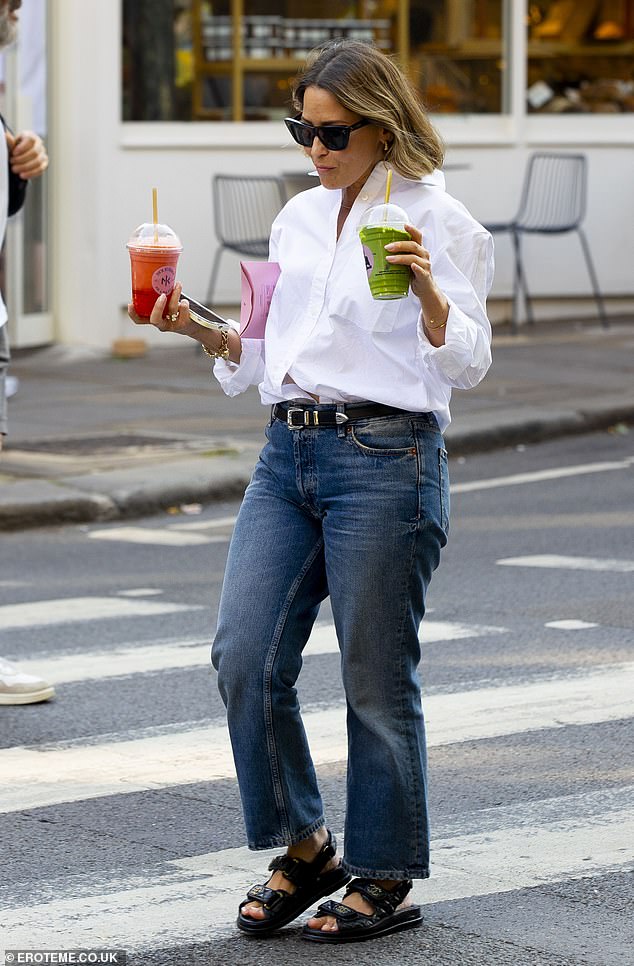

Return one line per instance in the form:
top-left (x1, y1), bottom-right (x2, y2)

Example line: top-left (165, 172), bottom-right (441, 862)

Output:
top-left (385, 243), bottom-right (396, 250)
top-left (158, 293), bottom-right (166, 302)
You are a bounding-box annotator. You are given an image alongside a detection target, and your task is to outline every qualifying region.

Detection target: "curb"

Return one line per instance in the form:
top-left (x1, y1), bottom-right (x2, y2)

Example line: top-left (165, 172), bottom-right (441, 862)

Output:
top-left (445, 403), bottom-right (634, 456)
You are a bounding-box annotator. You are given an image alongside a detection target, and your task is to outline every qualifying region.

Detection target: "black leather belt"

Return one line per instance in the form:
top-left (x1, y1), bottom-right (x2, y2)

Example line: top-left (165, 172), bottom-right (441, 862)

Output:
top-left (273, 401), bottom-right (409, 429)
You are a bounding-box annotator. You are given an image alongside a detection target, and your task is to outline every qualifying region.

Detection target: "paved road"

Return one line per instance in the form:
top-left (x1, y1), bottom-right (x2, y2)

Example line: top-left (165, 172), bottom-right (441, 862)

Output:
top-left (1, 431), bottom-right (633, 965)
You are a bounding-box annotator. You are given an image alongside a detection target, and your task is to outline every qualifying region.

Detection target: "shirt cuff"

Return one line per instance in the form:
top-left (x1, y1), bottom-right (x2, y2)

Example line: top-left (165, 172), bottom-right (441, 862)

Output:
top-left (417, 301), bottom-right (492, 389)
top-left (213, 332), bottom-right (264, 397)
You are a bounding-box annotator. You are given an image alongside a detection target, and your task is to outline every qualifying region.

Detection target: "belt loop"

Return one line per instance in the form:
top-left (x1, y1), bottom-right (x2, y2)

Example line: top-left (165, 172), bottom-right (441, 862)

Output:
top-left (336, 403), bottom-right (346, 438)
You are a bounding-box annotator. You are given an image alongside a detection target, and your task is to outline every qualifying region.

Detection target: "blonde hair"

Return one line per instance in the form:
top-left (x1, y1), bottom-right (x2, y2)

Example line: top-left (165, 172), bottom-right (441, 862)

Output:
top-left (291, 40), bottom-right (444, 178)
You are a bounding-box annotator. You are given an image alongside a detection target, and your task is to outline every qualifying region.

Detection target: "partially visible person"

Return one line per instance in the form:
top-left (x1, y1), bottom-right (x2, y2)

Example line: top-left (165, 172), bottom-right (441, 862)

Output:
top-left (0, 656), bottom-right (54, 705)
top-left (0, 0), bottom-right (53, 706)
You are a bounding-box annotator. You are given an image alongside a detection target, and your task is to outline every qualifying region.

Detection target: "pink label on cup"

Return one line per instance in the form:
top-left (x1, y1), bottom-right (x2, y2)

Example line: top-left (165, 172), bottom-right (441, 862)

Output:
top-left (362, 245), bottom-right (374, 276)
top-left (152, 265), bottom-right (176, 294)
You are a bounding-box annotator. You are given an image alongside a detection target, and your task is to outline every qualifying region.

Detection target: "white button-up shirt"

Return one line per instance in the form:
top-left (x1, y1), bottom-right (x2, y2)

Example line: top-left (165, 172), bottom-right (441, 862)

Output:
top-left (214, 163), bottom-right (493, 432)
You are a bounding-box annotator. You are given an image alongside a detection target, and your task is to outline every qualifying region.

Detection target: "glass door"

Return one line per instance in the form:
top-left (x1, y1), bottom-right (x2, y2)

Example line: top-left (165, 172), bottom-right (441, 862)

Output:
top-left (0, 0), bottom-right (51, 348)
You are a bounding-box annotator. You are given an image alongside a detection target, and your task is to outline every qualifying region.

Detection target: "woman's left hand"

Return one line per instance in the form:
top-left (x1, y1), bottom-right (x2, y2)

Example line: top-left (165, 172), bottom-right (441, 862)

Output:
top-left (385, 223), bottom-right (437, 301)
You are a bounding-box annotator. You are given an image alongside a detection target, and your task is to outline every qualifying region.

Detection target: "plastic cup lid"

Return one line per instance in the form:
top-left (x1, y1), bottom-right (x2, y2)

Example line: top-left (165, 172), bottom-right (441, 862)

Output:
top-left (127, 222), bottom-right (182, 250)
top-left (358, 203), bottom-right (409, 230)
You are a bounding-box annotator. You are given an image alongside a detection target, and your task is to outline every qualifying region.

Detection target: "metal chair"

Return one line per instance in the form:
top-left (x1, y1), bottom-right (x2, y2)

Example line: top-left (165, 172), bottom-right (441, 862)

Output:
top-left (206, 175), bottom-right (287, 304)
top-left (483, 153), bottom-right (608, 331)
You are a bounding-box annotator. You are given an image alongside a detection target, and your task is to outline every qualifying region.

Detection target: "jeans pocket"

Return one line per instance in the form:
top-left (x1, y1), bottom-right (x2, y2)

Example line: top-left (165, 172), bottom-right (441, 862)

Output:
top-left (348, 417), bottom-right (416, 457)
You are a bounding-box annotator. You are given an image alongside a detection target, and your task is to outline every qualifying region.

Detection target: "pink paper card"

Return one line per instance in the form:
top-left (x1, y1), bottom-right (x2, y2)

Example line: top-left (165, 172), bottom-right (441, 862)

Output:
top-left (239, 260), bottom-right (281, 339)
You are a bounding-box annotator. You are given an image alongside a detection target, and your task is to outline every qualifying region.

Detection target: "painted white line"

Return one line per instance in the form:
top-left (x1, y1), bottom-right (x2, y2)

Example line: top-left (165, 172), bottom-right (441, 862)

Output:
top-left (304, 619), bottom-right (505, 656)
top-left (1, 661), bottom-right (631, 814)
top-left (451, 457), bottom-right (634, 494)
top-left (116, 588), bottom-right (164, 597)
top-left (88, 527), bottom-right (220, 546)
top-left (498, 554), bottom-right (634, 574)
top-left (545, 619), bottom-right (599, 630)
top-left (17, 638), bottom-right (213, 685)
top-left (3, 786), bottom-right (632, 948)
top-left (16, 619), bottom-right (506, 684)
top-left (0, 597), bottom-right (203, 631)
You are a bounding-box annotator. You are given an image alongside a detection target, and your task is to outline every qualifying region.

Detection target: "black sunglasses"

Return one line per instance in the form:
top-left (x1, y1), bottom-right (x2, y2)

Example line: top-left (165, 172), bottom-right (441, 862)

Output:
top-left (284, 115), bottom-right (370, 152)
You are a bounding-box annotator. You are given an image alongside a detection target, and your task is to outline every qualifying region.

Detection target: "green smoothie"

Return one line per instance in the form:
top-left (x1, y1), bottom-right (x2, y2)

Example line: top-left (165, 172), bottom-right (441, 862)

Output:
top-left (358, 202), bottom-right (412, 300)
top-left (359, 224), bottom-right (411, 300)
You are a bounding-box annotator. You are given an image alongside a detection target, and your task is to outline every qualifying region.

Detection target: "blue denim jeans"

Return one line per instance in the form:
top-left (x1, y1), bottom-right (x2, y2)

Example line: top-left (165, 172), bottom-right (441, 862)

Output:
top-left (211, 406), bottom-right (450, 879)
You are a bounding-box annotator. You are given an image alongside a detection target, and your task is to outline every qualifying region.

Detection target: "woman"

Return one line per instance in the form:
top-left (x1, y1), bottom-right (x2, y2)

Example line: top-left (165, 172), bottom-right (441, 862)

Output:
top-left (129, 39), bottom-right (493, 945)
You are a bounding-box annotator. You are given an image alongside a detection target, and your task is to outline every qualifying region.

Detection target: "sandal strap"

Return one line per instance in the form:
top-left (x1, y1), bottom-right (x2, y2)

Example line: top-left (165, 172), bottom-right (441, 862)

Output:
top-left (267, 829), bottom-right (338, 886)
top-left (314, 898), bottom-right (370, 925)
top-left (344, 877), bottom-right (413, 918)
top-left (243, 883), bottom-right (287, 914)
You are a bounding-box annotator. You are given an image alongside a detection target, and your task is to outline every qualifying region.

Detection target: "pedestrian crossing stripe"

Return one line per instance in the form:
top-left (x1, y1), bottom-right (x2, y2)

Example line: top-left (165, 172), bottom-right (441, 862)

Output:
top-left (13, 619), bottom-right (507, 685)
top-left (497, 554), bottom-right (634, 573)
top-left (1, 661), bottom-right (632, 815)
top-left (3, 785), bottom-right (632, 949)
top-left (0, 596), bottom-right (204, 630)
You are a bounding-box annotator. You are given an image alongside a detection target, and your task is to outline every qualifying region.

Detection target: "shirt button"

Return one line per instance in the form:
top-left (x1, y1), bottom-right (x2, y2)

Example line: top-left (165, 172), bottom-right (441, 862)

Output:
top-left (361, 193), bottom-right (369, 201)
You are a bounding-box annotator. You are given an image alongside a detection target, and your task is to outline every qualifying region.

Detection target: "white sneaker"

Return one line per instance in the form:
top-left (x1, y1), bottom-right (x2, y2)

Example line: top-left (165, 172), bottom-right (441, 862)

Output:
top-left (0, 657), bottom-right (55, 705)
top-left (6, 375), bottom-right (19, 398)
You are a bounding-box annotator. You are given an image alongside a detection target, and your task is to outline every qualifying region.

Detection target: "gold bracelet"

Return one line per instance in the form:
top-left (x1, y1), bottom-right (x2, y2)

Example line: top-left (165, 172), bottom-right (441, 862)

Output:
top-left (424, 317), bottom-right (447, 330)
top-left (201, 329), bottom-right (230, 361)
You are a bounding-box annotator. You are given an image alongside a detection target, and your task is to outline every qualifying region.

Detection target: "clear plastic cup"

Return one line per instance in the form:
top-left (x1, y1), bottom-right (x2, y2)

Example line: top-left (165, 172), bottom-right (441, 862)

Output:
top-left (127, 223), bottom-right (183, 318)
top-left (358, 203), bottom-right (411, 300)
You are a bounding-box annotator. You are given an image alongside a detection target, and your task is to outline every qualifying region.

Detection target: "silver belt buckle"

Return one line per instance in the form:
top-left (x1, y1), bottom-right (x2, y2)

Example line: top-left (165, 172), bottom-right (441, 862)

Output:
top-left (286, 406), bottom-right (305, 429)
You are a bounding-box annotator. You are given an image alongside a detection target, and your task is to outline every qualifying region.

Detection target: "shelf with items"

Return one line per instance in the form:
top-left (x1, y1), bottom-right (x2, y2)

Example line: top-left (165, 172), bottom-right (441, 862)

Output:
top-left (191, 0), bottom-right (400, 121)
top-left (527, 0), bottom-right (634, 44)
top-left (526, 0), bottom-right (634, 112)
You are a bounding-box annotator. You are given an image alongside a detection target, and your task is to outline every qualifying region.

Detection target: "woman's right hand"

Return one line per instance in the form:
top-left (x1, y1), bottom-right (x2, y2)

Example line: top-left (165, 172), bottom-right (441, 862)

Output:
top-left (127, 282), bottom-right (197, 337)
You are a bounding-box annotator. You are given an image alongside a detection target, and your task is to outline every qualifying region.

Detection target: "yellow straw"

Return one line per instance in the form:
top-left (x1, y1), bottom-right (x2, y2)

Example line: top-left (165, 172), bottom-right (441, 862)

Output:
top-left (152, 187), bottom-right (159, 243)
top-left (384, 168), bottom-right (393, 206)
top-left (383, 168), bottom-right (392, 224)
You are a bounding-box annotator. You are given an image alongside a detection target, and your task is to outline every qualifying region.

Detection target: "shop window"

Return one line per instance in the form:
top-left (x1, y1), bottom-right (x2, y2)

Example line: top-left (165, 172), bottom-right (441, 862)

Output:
top-left (411, 0), bottom-right (507, 113)
top-left (527, 0), bottom-right (634, 113)
top-left (122, 0), bottom-right (508, 121)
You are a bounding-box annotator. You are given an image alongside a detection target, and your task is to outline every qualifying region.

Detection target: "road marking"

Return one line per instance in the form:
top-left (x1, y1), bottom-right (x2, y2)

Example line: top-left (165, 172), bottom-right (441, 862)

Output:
top-left (14, 619), bottom-right (506, 685)
top-left (88, 527), bottom-right (227, 546)
top-left (0, 597), bottom-right (203, 631)
top-left (115, 588), bottom-right (164, 597)
top-left (451, 456), bottom-right (634, 494)
top-left (545, 619), bottom-right (600, 630)
top-left (3, 786), bottom-right (632, 948)
top-left (498, 554), bottom-right (634, 573)
top-left (304, 618), bottom-right (505, 656)
top-left (1, 661), bottom-right (631, 814)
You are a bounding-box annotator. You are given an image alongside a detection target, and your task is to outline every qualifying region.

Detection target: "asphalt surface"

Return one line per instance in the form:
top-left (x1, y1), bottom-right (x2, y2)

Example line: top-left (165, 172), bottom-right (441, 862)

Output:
top-left (2, 431), bottom-right (633, 964)
top-left (1, 316), bottom-right (633, 530)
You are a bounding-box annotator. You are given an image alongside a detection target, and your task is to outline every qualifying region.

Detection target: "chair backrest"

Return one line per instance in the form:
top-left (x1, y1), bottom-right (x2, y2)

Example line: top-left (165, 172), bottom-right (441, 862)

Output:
top-left (516, 153), bottom-right (587, 233)
top-left (213, 175), bottom-right (287, 255)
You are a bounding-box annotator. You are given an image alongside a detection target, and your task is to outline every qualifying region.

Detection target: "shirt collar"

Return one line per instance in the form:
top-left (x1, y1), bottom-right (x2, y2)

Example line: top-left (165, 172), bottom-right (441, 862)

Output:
top-left (336, 162), bottom-right (445, 211)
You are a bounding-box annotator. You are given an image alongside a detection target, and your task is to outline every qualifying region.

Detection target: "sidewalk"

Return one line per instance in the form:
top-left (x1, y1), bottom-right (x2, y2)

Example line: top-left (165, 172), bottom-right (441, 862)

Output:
top-left (1, 318), bottom-right (633, 530)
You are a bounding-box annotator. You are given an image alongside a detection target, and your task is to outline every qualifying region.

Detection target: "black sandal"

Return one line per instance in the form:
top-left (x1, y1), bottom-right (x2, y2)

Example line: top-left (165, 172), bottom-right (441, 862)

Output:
top-left (237, 829), bottom-right (351, 936)
top-left (302, 876), bottom-right (422, 943)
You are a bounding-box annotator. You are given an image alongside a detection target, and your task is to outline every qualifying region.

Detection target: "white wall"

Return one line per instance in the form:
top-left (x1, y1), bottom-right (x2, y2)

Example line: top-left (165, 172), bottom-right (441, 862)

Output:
top-left (49, 0), bottom-right (634, 349)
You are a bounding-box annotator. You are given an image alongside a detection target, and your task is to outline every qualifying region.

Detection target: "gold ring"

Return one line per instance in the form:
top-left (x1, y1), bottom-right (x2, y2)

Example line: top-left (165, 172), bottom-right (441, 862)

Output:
top-left (167, 312), bottom-right (179, 323)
